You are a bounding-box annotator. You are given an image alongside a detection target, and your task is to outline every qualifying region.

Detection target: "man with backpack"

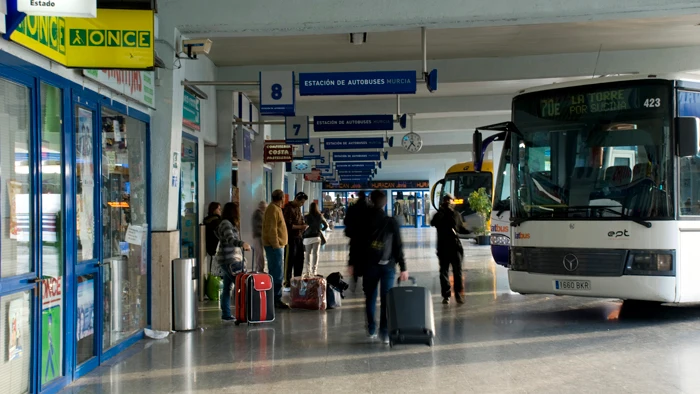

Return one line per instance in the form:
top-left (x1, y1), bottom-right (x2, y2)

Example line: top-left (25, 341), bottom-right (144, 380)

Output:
top-left (344, 190), bottom-right (368, 289)
top-left (357, 189), bottom-right (409, 344)
top-left (431, 193), bottom-right (470, 305)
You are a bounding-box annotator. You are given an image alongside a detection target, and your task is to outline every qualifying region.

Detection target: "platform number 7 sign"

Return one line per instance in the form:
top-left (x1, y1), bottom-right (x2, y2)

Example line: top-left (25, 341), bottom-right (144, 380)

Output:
top-left (285, 116), bottom-right (310, 145)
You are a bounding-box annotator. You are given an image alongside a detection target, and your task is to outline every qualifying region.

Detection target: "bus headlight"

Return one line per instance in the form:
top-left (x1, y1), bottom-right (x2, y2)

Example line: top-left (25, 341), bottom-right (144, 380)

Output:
top-left (624, 251), bottom-right (674, 276)
top-left (510, 249), bottom-right (526, 271)
top-left (491, 234), bottom-right (510, 246)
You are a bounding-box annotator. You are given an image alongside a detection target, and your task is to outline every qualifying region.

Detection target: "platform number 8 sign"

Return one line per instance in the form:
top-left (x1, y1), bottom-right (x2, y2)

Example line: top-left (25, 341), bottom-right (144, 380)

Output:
top-left (271, 84), bottom-right (283, 100)
top-left (260, 71), bottom-right (296, 116)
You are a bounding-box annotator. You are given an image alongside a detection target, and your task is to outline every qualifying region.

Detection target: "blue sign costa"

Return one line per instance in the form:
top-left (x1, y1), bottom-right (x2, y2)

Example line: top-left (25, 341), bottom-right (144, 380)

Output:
top-left (324, 137), bottom-right (384, 150)
top-left (314, 115), bottom-right (394, 132)
top-left (335, 162), bottom-right (376, 170)
top-left (333, 152), bottom-right (380, 161)
top-left (299, 71), bottom-right (417, 96)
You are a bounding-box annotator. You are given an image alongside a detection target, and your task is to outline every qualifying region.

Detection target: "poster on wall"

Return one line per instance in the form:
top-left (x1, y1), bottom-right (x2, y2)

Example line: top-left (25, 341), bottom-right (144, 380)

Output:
top-left (41, 276), bottom-right (62, 385)
top-left (83, 70), bottom-right (155, 108)
top-left (76, 279), bottom-right (94, 341)
top-left (8, 299), bottom-right (23, 361)
top-left (77, 108), bottom-right (95, 259)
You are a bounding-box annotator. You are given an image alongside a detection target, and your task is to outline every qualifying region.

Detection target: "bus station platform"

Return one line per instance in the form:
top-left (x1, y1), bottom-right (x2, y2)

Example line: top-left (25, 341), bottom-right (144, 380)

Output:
top-left (62, 229), bottom-right (700, 394)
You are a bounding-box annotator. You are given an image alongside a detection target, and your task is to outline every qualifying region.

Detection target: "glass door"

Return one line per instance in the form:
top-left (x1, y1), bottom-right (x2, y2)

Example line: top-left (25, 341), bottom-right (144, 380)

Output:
top-left (73, 97), bottom-right (101, 377)
top-left (0, 72), bottom-right (39, 394)
top-left (39, 82), bottom-right (66, 389)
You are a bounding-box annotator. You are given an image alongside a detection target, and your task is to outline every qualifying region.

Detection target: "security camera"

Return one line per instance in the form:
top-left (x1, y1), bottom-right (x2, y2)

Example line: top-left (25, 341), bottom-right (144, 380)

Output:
top-left (182, 39), bottom-right (212, 59)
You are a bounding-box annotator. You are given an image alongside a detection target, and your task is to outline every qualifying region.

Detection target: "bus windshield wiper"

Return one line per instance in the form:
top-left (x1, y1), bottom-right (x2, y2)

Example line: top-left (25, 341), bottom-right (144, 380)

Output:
top-left (561, 205), bottom-right (652, 228)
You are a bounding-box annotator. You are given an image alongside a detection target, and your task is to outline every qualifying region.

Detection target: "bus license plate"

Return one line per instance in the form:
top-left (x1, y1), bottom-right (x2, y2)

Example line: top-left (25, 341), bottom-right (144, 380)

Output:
top-left (554, 280), bottom-right (591, 291)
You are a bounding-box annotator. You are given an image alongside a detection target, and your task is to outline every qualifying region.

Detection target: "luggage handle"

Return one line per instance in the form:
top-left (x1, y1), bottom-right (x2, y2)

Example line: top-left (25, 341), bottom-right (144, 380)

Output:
top-left (396, 276), bottom-right (417, 286)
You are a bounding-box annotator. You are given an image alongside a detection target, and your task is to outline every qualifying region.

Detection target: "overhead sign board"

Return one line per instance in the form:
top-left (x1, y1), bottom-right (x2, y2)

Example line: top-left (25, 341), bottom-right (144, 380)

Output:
top-left (83, 69), bottom-right (155, 108)
top-left (183, 90), bottom-right (201, 131)
top-left (299, 71), bottom-right (417, 96)
top-left (323, 180), bottom-right (430, 190)
top-left (314, 114), bottom-right (394, 132)
top-left (324, 137), bottom-right (384, 150)
top-left (302, 138), bottom-right (322, 159)
top-left (263, 140), bottom-right (293, 163)
top-left (304, 169), bottom-right (322, 182)
top-left (335, 162), bottom-right (376, 170)
top-left (337, 170), bottom-right (374, 175)
top-left (291, 159), bottom-right (312, 174)
top-left (259, 71), bottom-right (295, 116)
top-left (285, 116), bottom-right (309, 145)
top-left (10, 9), bottom-right (154, 69)
top-left (17, 0), bottom-right (96, 18)
top-left (333, 152), bottom-right (381, 162)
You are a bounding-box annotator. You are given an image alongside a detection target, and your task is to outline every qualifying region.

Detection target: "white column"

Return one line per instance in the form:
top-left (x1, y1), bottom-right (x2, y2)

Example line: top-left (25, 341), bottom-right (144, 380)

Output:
top-left (272, 162), bottom-right (285, 192)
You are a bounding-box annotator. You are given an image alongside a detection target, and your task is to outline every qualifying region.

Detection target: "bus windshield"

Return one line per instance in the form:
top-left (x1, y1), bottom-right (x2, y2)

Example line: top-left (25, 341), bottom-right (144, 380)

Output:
top-left (511, 81), bottom-right (673, 221)
top-left (443, 172), bottom-right (492, 216)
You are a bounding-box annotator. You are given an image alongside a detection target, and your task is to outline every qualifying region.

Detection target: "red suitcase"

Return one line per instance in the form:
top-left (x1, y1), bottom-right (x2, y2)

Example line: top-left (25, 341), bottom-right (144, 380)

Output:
top-left (234, 250), bottom-right (275, 325)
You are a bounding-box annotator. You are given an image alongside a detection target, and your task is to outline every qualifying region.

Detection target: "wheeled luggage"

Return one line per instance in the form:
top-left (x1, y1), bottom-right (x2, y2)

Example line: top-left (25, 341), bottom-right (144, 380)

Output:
top-left (290, 276), bottom-right (327, 310)
top-left (387, 277), bottom-right (435, 347)
top-left (234, 250), bottom-right (275, 325)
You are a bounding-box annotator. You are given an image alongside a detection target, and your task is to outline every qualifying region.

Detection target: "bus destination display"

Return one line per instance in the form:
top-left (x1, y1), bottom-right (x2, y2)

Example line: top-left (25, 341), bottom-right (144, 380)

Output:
top-left (539, 87), bottom-right (664, 119)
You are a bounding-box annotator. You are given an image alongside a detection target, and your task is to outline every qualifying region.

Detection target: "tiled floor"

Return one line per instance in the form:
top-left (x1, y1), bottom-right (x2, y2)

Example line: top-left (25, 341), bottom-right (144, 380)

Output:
top-left (64, 228), bottom-right (700, 393)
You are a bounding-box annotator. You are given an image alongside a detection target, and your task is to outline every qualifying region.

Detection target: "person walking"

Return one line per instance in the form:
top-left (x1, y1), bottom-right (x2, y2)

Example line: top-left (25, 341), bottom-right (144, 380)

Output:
top-left (283, 192), bottom-right (308, 286)
top-left (344, 191), bottom-right (368, 289)
top-left (358, 189), bottom-right (409, 344)
top-left (303, 202), bottom-right (329, 276)
top-left (430, 194), bottom-right (470, 305)
top-left (252, 201), bottom-right (267, 272)
top-left (203, 202), bottom-right (222, 271)
top-left (263, 190), bottom-right (289, 309)
top-left (215, 203), bottom-right (251, 321)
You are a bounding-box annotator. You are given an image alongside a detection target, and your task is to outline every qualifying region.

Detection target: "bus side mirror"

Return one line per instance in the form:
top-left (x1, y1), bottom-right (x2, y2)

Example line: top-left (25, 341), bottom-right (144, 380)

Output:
top-left (677, 117), bottom-right (700, 157)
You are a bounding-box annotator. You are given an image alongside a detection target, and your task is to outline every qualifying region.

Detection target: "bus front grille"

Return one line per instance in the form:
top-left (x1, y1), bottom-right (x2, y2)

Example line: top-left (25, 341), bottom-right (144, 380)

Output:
top-left (515, 248), bottom-right (628, 277)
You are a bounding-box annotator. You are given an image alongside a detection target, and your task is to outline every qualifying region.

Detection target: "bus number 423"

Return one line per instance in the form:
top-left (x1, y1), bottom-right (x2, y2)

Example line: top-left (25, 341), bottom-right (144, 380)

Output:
top-left (644, 98), bottom-right (661, 108)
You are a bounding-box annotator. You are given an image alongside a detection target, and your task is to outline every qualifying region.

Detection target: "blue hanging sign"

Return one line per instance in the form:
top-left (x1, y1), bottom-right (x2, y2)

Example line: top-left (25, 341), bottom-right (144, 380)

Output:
top-left (324, 137), bottom-right (384, 150)
top-left (259, 71), bottom-right (296, 116)
top-left (333, 152), bottom-right (381, 162)
top-left (314, 114), bottom-right (394, 132)
top-left (299, 71), bottom-right (417, 96)
top-left (335, 162), bottom-right (376, 170)
top-left (337, 169), bottom-right (374, 174)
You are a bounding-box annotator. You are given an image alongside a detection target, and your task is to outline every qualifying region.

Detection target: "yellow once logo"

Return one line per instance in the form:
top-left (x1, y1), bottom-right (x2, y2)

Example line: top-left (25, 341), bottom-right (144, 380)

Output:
top-left (14, 16), bottom-right (67, 56)
top-left (10, 9), bottom-right (154, 69)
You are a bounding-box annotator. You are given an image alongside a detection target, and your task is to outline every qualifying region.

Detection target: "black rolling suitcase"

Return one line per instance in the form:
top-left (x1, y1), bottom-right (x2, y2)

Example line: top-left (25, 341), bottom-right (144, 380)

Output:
top-left (387, 277), bottom-right (435, 347)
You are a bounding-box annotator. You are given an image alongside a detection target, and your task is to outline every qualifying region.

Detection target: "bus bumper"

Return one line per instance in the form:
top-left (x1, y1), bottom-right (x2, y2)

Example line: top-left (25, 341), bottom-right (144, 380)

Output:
top-left (508, 271), bottom-right (677, 303)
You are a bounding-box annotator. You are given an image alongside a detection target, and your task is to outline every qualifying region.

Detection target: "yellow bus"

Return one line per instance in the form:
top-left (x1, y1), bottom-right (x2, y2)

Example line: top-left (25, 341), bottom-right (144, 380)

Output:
top-left (430, 160), bottom-right (494, 241)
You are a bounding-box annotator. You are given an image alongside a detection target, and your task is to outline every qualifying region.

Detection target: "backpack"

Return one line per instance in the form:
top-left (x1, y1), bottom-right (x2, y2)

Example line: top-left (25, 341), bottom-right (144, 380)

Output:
top-left (367, 217), bottom-right (393, 265)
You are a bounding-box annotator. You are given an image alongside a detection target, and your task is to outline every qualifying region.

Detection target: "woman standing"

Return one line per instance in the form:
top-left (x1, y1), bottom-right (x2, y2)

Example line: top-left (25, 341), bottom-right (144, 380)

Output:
top-left (303, 202), bottom-right (328, 276)
top-left (216, 202), bottom-right (251, 321)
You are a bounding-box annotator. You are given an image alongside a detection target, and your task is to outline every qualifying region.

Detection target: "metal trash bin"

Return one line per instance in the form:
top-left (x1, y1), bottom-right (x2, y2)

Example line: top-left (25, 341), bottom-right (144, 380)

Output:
top-left (172, 258), bottom-right (198, 331)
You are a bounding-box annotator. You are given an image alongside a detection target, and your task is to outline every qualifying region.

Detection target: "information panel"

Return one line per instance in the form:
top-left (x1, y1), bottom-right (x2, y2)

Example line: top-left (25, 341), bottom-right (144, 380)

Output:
top-left (335, 162), bottom-right (376, 170)
top-left (324, 137), bottom-right (384, 150)
top-left (314, 115), bottom-right (394, 132)
top-left (333, 152), bottom-right (381, 161)
top-left (299, 71), bottom-right (417, 96)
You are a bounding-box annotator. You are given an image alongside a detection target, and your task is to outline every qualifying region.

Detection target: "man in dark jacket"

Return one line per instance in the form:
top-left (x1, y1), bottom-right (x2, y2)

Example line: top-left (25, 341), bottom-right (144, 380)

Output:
top-left (431, 194), bottom-right (470, 305)
top-left (360, 190), bottom-right (409, 344)
top-left (203, 202), bottom-right (222, 258)
top-left (283, 192), bottom-right (308, 286)
top-left (344, 191), bottom-right (368, 283)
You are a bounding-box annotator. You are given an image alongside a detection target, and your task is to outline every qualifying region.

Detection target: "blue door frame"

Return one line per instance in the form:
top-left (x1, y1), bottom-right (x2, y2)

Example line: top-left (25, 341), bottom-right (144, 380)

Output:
top-left (0, 51), bottom-right (152, 393)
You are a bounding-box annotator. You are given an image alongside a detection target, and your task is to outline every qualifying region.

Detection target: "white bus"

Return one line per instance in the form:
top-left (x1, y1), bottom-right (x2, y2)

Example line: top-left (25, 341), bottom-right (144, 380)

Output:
top-left (508, 74), bottom-right (700, 304)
